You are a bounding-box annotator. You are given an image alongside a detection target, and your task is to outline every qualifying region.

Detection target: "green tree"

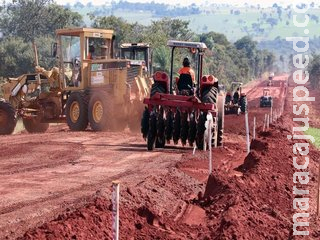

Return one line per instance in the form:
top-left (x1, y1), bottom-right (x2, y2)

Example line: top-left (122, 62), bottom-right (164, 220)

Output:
top-left (308, 54), bottom-right (320, 89)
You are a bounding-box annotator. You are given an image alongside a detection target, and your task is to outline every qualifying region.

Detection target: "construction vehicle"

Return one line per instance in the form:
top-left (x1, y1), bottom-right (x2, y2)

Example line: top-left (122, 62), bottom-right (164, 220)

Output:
top-left (267, 72), bottom-right (274, 86)
top-left (0, 28), bottom-right (146, 135)
top-left (224, 82), bottom-right (247, 115)
top-left (120, 43), bottom-right (152, 131)
top-left (141, 40), bottom-right (225, 151)
top-left (260, 88), bottom-right (272, 107)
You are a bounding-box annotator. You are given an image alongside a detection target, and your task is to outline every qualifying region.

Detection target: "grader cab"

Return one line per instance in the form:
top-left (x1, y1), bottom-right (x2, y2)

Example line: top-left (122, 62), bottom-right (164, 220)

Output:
top-left (141, 40), bottom-right (225, 151)
top-left (0, 28), bottom-right (144, 134)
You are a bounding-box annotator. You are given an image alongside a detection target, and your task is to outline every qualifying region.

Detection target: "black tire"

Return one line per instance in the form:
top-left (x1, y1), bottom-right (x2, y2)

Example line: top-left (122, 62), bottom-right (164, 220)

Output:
top-left (88, 91), bottom-right (112, 131)
top-left (165, 110), bottom-right (173, 143)
top-left (201, 86), bottom-right (218, 104)
top-left (0, 101), bottom-right (16, 135)
top-left (217, 94), bottom-right (225, 147)
top-left (188, 112), bottom-right (197, 146)
top-left (141, 107), bottom-right (150, 139)
top-left (155, 107), bottom-right (165, 148)
top-left (150, 82), bottom-right (166, 97)
top-left (180, 112), bottom-right (189, 146)
top-left (147, 112), bottom-right (157, 151)
top-left (196, 112), bottom-right (206, 150)
top-left (23, 117), bottom-right (49, 133)
top-left (173, 110), bottom-right (181, 144)
top-left (66, 92), bottom-right (88, 131)
top-left (239, 95), bottom-right (247, 113)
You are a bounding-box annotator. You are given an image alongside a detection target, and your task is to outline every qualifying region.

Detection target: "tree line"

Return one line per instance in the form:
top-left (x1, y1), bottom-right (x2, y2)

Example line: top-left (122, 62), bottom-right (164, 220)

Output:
top-left (0, 0), bottom-right (275, 89)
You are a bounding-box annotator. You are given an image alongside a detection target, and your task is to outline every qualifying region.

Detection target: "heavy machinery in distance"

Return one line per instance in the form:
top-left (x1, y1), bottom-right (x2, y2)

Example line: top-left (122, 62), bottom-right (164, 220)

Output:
top-left (224, 82), bottom-right (247, 115)
top-left (141, 40), bottom-right (225, 151)
top-left (0, 28), bottom-right (148, 135)
top-left (267, 72), bottom-right (274, 86)
top-left (260, 88), bottom-right (273, 107)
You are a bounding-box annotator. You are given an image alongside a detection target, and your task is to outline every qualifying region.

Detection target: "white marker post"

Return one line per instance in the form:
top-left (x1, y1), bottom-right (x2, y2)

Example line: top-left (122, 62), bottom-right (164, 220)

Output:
top-left (253, 116), bottom-right (256, 140)
top-left (270, 106), bottom-right (273, 124)
top-left (267, 114), bottom-right (270, 130)
top-left (207, 113), bottom-right (213, 175)
top-left (263, 114), bottom-right (267, 132)
top-left (112, 181), bottom-right (120, 240)
top-left (245, 110), bottom-right (250, 155)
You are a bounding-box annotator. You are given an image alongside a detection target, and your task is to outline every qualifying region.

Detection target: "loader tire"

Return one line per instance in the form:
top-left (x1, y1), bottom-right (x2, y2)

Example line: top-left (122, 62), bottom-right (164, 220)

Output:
top-left (195, 112), bottom-right (206, 150)
top-left (147, 112), bottom-right (157, 151)
top-left (66, 92), bottom-right (88, 131)
top-left (188, 112), bottom-right (197, 146)
top-left (23, 117), bottom-right (49, 133)
top-left (180, 112), bottom-right (189, 146)
top-left (217, 94), bottom-right (225, 147)
top-left (0, 101), bottom-right (16, 135)
top-left (88, 91), bottom-right (112, 131)
top-left (150, 82), bottom-right (166, 97)
top-left (173, 110), bottom-right (181, 144)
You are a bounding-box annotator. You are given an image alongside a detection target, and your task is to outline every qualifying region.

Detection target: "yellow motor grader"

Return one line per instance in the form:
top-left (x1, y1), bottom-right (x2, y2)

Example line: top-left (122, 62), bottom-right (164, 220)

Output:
top-left (0, 28), bottom-right (147, 134)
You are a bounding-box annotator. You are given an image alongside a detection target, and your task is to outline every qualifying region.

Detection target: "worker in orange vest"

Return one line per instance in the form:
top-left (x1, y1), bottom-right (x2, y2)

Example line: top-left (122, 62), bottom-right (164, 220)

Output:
top-left (178, 57), bottom-right (195, 82)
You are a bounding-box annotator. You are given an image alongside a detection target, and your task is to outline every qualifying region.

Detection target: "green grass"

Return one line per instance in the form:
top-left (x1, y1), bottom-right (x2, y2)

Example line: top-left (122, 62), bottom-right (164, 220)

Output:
top-left (305, 127), bottom-right (320, 149)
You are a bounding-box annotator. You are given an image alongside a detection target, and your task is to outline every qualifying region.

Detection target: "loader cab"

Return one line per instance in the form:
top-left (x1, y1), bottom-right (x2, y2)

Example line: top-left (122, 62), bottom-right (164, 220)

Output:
top-left (120, 43), bottom-right (151, 73)
top-left (55, 28), bottom-right (115, 90)
top-left (167, 40), bottom-right (213, 97)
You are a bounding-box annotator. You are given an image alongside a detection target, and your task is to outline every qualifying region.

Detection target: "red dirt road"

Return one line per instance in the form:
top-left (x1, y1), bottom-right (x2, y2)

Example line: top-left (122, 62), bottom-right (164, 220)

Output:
top-left (1, 74), bottom-right (319, 239)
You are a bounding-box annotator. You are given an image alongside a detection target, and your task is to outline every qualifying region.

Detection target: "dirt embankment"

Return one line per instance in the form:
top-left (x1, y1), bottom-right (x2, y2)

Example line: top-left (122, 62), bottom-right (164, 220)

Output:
top-left (3, 74), bottom-right (320, 239)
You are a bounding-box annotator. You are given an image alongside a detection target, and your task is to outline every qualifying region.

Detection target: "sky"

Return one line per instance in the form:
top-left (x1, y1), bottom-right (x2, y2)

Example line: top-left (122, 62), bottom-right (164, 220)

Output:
top-left (54, 0), bottom-right (319, 7)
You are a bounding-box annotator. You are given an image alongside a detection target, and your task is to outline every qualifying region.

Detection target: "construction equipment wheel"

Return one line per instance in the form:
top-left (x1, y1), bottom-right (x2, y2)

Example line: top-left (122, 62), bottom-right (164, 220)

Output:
top-left (150, 82), bottom-right (166, 97)
top-left (141, 107), bottom-right (149, 139)
top-left (196, 112), bottom-right (206, 150)
top-left (66, 92), bottom-right (88, 131)
top-left (173, 110), bottom-right (181, 144)
top-left (155, 107), bottom-right (165, 148)
top-left (23, 116), bottom-right (49, 133)
top-left (88, 91), bottom-right (112, 131)
top-left (165, 110), bottom-right (173, 143)
top-left (201, 86), bottom-right (218, 103)
top-left (147, 111), bottom-right (157, 151)
top-left (217, 94), bottom-right (225, 147)
top-left (0, 101), bottom-right (16, 135)
top-left (239, 95), bottom-right (247, 113)
top-left (180, 112), bottom-right (189, 146)
top-left (188, 112), bottom-right (197, 146)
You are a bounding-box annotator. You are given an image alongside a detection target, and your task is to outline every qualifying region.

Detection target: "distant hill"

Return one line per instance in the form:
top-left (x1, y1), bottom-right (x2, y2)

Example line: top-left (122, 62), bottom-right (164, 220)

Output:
top-left (67, 1), bottom-right (320, 42)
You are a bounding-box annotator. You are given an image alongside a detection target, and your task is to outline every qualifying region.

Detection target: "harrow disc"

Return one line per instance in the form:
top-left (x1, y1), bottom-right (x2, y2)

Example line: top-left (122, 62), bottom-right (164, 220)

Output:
top-left (165, 110), bottom-right (173, 143)
top-left (173, 110), bottom-right (181, 144)
top-left (147, 111), bottom-right (157, 151)
top-left (180, 112), bottom-right (189, 146)
top-left (195, 112), bottom-right (207, 150)
top-left (188, 112), bottom-right (197, 146)
top-left (155, 107), bottom-right (165, 148)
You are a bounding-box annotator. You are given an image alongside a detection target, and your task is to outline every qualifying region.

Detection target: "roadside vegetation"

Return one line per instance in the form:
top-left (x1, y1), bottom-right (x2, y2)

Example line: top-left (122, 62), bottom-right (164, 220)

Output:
top-left (0, 0), bottom-right (275, 89)
top-left (305, 127), bottom-right (320, 149)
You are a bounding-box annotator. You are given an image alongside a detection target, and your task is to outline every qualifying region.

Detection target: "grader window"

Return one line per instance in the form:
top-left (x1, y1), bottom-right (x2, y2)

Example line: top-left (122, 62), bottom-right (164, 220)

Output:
top-left (85, 37), bottom-right (111, 59)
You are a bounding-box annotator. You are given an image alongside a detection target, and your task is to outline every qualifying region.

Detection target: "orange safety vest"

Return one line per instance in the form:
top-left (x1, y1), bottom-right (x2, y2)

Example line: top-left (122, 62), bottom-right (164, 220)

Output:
top-left (178, 67), bottom-right (195, 82)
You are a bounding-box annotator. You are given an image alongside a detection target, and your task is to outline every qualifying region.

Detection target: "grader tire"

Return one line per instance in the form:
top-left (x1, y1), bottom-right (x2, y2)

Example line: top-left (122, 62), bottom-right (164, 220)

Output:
top-left (66, 92), bottom-right (88, 131)
top-left (173, 110), bottom-right (181, 144)
top-left (217, 94), bottom-right (225, 147)
top-left (88, 91), bottom-right (112, 131)
top-left (0, 101), bottom-right (16, 135)
top-left (23, 117), bottom-right (49, 133)
top-left (147, 112), bottom-right (157, 151)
